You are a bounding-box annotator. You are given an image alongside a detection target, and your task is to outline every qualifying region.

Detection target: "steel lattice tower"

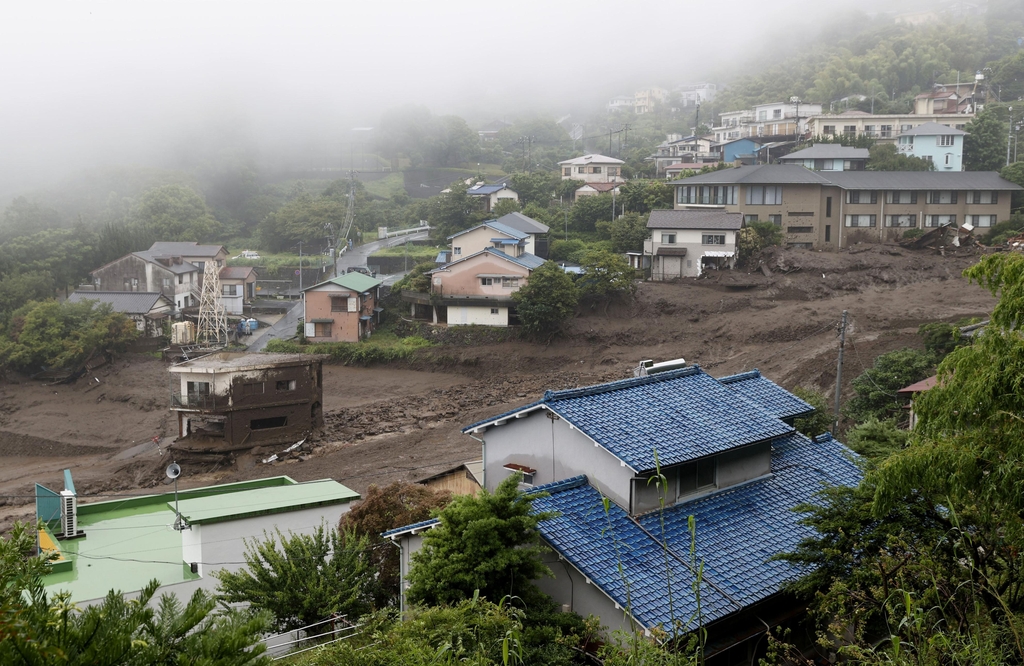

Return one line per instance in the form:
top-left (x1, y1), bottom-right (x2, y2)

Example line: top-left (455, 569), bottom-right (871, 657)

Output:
top-left (196, 260), bottom-right (227, 346)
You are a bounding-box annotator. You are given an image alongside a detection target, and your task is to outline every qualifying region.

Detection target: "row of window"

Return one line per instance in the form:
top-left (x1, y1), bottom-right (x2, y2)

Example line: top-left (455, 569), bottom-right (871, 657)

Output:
top-left (676, 187), bottom-right (1000, 207)
top-left (659, 233), bottom-right (726, 245)
top-left (823, 124), bottom-right (964, 137)
top-left (844, 214), bottom-right (997, 228)
top-left (563, 166), bottom-right (620, 176)
top-left (676, 185), bottom-right (738, 205)
top-left (480, 277), bottom-right (520, 287)
top-left (241, 380), bottom-right (297, 396)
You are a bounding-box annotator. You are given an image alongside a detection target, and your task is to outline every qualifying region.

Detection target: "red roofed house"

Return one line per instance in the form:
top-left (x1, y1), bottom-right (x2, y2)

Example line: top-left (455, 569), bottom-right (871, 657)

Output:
top-left (574, 181), bottom-right (622, 200)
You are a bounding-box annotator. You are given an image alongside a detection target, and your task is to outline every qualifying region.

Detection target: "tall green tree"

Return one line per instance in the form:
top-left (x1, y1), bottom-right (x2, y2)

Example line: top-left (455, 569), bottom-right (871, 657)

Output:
top-left (577, 249), bottom-right (636, 302)
top-left (570, 193), bottom-right (613, 232)
top-left (215, 524), bottom-right (372, 633)
top-left (618, 180), bottom-right (673, 214)
top-left (0, 522), bottom-right (272, 666)
top-left (511, 262), bottom-right (579, 340)
top-left (406, 473), bottom-right (555, 607)
top-left (1001, 161), bottom-right (1024, 213)
top-left (135, 184), bottom-right (221, 241)
top-left (866, 143), bottom-right (933, 171)
top-left (845, 348), bottom-right (934, 422)
top-left (964, 110), bottom-right (1009, 171)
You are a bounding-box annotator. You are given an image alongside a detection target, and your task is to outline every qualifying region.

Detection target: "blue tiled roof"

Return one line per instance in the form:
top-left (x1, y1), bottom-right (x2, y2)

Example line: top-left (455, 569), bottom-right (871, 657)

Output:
top-left (468, 185), bottom-right (505, 195)
top-left (491, 250), bottom-right (545, 270)
top-left (381, 518), bottom-right (439, 539)
top-left (717, 370), bottom-right (814, 421)
top-left (536, 435), bottom-right (862, 630)
top-left (542, 367), bottom-right (793, 471)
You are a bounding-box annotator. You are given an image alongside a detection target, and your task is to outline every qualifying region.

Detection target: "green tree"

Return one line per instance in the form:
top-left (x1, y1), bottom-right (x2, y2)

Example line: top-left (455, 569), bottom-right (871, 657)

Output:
top-left (547, 238), bottom-right (587, 263)
top-left (0, 270), bottom-right (55, 318)
top-left (0, 299), bottom-right (138, 372)
top-left (0, 522), bottom-right (272, 666)
top-left (963, 109), bottom-right (1009, 171)
top-left (135, 184), bottom-right (221, 241)
top-left (338, 481), bottom-right (452, 609)
top-left (577, 249), bottom-right (636, 302)
top-left (866, 143), bottom-right (933, 171)
top-left (508, 172), bottom-right (559, 208)
top-left (791, 387), bottom-right (834, 438)
top-left (846, 348), bottom-right (934, 422)
top-left (918, 320), bottom-right (973, 360)
top-left (608, 212), bottom-right (650, 254)
top-left (570, 193), bottom-right (613, 232)
top-left (490, 198), bottom-right (521, 218)
top-left (844, 417), bottom-right (909, 459)
top-left (428, 182), bottom-right (478, 240)
top-left (214, 524), bottom-right (372, 633)
top-left (406, 473), bottom-right (556, 607)
top-left (735, 220), bottom-right (782, 266)
top-left (0, 196), bottom-right (64, 238)
top-left (511, 262), bottom-right (579, 340)
top-left (618, 180), bottom-right (673, 214)
top-left (424, 115), bottom-right (480, 167)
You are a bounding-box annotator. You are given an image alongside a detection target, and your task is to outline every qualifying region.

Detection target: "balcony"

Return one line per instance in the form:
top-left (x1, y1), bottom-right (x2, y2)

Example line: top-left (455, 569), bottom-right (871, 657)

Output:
top-left (170, 390), bottom-right (225, 411)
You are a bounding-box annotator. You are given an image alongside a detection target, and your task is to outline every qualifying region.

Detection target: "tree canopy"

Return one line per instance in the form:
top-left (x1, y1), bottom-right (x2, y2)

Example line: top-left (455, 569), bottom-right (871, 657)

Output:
top-left (963, 109), bottom-right (1009, 171)
top-left (511, 262), bottom-right (579, 340)
top-left (406, 472), bottom-right (555, 607)
top-left (866, 143), bottom-right (933, 171)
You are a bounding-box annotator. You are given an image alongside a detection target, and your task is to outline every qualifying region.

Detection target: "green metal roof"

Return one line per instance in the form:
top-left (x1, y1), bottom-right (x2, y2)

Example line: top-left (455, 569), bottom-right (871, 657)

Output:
top-left (42, 477), bottom-right (359, 603)
top-left (304, 272), bottom-right (382, 293)
top-left (174, 479), bottom-right (359, 525)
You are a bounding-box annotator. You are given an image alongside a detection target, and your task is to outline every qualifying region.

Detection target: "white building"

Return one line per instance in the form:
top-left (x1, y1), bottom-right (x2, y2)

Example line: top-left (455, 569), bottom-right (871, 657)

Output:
top-left (558, 154), bottom-right (625, 183)
top-left (644, 209), bottom-right (741, 279)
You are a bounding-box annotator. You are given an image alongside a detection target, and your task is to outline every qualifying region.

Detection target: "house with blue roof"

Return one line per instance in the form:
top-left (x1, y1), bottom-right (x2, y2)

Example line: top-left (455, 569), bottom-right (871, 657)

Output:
top-left (466, 182), bottom-right (518, 213)
top-left (386, 366), bottom-right (861, 660)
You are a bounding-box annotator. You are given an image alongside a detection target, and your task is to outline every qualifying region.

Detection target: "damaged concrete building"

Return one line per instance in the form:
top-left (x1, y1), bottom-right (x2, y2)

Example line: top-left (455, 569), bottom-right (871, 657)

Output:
top-left (169, 352), bottom-right (323, 448)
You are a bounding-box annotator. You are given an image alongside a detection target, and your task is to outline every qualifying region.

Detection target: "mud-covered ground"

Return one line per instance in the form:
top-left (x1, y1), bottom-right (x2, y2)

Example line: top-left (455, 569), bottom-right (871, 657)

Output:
top-left (0, 244), bottom-right (997, 531)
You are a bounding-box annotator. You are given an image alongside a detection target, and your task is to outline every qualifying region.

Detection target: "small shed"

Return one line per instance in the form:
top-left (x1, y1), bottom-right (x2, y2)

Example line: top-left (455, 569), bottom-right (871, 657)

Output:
top-left (418, 460), bottom-right (483, 496)
top-left (897, 375), bottom-right (937, 429)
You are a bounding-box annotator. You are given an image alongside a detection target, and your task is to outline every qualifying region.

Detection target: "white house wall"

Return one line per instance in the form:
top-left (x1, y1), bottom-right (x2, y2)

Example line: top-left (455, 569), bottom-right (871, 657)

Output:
top-left (450, 305), bottom-right (509, 327)
top-left (481, 410), bottom-right (635, 508)
top-left (538, 549), bottom-right (638, 635)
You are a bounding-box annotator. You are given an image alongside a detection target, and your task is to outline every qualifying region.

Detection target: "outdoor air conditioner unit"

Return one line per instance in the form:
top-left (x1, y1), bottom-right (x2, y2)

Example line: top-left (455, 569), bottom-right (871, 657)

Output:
top-left (60, 489), bottom-right (77, 538)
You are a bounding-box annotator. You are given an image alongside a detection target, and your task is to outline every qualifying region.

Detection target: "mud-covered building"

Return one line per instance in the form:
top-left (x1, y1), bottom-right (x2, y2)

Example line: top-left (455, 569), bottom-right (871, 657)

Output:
top-left (169, 352), bottom-right (323, 448)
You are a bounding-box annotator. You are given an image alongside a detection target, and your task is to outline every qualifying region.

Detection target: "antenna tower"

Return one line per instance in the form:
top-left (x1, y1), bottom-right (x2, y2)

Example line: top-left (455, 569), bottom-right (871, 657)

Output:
top-left (197, 261), bottom-right (228, 346)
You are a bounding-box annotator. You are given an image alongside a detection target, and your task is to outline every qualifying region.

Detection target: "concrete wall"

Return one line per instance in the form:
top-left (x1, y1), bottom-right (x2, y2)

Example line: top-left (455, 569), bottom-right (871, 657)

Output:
top-left (91, 255), bottom-right (195, 307)
top-left (480, 410), bottom-right (636, 508)
top-left (449, 305), bottom-right (509, 326)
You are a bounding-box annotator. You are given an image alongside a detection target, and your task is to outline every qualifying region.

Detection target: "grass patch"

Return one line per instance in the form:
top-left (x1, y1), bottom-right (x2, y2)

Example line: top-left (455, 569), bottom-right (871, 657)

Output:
top-left (265, 332), bottom-right (433, 365)
top-left (226, 252), bottom-right (333, 272)
top-left (362, 172), bottom-right (407, 199)
top-left (369, 245), bottom-right (441, 261)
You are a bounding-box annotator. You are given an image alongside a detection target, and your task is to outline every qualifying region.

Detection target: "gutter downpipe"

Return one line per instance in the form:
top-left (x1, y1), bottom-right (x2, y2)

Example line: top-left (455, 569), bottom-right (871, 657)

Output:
top-left (838, 190), bottom-right (845, 250)
top-left (469, 433), bottom-right (485, 490)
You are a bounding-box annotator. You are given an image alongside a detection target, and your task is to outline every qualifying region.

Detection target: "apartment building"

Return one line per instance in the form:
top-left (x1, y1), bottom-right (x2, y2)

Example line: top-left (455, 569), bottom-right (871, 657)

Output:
top-left (712, 101), bottom-right (822, 142)
top-left (806, 110), bottom-right (972, 144)
top-left (670, 165), bottom-right (1021, 250)
top-left (558, 154), bottom-right (625, 183)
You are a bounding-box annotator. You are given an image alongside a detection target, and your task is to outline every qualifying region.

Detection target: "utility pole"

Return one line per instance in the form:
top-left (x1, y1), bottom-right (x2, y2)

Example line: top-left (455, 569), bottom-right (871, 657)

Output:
top-left (298, 240), bottom-right (303, 294)
top-left (1008, 107), bottom-right (1014, 167)
top-left (608, 129), bottom-right (613, 155)
top-left (832, 310), bottom-right (848, 434)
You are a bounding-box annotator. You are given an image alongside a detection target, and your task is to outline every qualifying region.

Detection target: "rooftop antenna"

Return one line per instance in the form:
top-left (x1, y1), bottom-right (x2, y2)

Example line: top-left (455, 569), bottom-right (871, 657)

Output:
top-left (166, 462), bottom-right (190, 531)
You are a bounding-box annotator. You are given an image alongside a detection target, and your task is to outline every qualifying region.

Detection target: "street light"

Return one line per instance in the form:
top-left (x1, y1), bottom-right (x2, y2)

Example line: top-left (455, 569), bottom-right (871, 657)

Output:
top-left (790, 96), bottom-right (801, 141)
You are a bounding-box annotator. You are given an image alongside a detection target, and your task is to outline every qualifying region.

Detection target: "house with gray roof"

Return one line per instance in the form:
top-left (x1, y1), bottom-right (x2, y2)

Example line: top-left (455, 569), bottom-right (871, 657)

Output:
top-left (670, 165), bottom-right (1022, 249)
top-left (466, 183), bottom-right (518, 213)
top-left (90, 250), bottom-right (199, 311)
top-left (645, 209), bottom-right (743, 279)
top-left (896, 122), bottom-right (968, 171)
top-left (68, 290), bottom-right (175, 336)
top-left (385, 366), bottom-right (861, 659)
top-left (777, 144), bottom-right (869, 171)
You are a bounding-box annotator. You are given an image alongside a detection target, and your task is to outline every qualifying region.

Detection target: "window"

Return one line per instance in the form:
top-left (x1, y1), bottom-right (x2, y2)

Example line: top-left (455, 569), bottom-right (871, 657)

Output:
top-left (899, 135), bottom-right (914, 146)
top-left (563, 167), bottom-right (571, 176)
top-left (195, 261), bottom-right (205, 272)
top-left (590, 166), bottom-right (602, 174)
top-left (823, 125), bottom-right (835, 135)
top-left (501, 277), bottom-right (519, 288)
top-left (221, 284), bottom-right (236, 296)
top-left (480, 277), bottom-right (494, 286)
top-left (702, 234), bottom-right (725, 245)
top-left (276, 380), bottom-right (296, 391)
top-left (490, 308), bottom-right (499, 315)
top-left (453, 246), bottom-right (461, 255)
top-left (887, 191), bottom-right (918, 204)
top-left (925, 214), bottom-right (956, 227)
top-left (967, 191), bottom-right (998, 204)
top-left (745, 185), bottom-right (782, 205)
top-left (846, 190), bottom-right (877, 204)
top-left (788, 226), bottom-right (814, 233)
top-left (966, 215), bottom-right (997, 228)
top-left (677, 458), bottom-right (716, 498)
top-left (131, 278), bottom-right (139, 291)
top-left (944, 154), bottom-right (952, 166)
top-left (927, 191), bottom-right (957, 204)
top-left (845, 214), bottom-right (876, 227)
top-left (758, 110), bottom-right (767, 121)
top-left (938, 135), bottom-right (954, 147)
top-left (607, 167), bottom-right (618, 176)
top-left (843, 125), bottom-right (857, 136)
top-left (186, 381), bottom-right (210, 396)
top-left (901, 124), bottom-right (913, 133)
top-left (768, 214), bottom-right (782, 226)
top-left (577, 166), bottom-right (585, 174)
top-left (661, 233), bottom-right (677, 244)
top-left (676, 185), bottom-right (737, 205)
top-left (826, 196), bottom-right (832, 217)
top-left (241, 382), bottom-right (264, 396)
top-left (864, 125), bottom-right (876, 137)
top-left (162, 278), bottom-right (171, 288)
top-left (773, 108), bottom-right (782, 119)
top-left (331, 297), bottom-right (345, 312)
top-left (178, 274), bottom-right (183, 285)
top-left (825, 224), bottom-right (831, 243)
top-left (251, 416), bottom-right (287, 430)
top-left (743, 214), bottom-right (759, 224)
top-left (885, 214), bottom-right (917, 227)
top-left (348, 296), bottom-right (358, 312)
top-left (314, 322), bottom-right (332, 337)
top-left (880, 125), bottom-right (893, 138)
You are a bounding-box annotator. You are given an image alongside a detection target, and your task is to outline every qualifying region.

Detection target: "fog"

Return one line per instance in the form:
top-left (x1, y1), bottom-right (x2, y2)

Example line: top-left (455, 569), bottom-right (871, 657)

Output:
top-left (1, 0), bottom-right (899, 197)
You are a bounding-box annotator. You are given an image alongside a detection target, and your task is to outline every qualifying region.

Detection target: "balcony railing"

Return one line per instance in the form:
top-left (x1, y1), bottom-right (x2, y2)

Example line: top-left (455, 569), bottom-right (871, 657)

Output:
top-left (171, 391), bottom-right (225, 411)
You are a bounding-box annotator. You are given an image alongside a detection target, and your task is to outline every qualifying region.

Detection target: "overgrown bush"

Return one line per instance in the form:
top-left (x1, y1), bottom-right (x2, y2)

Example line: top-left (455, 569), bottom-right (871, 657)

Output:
top-left (846, 348), bottom-right (934, 423)
top-left (735, 221), bottom-right (782, 266)
top-left (548, 238), bottom-right (587, 263)
top-left (791, 387), bottom-right (833, 438)
top-left (265, 333), bottom-right (432, 365)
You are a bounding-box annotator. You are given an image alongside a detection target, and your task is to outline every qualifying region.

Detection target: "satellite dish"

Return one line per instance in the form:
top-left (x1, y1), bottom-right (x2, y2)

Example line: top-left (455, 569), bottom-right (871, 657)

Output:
top-left (166, 462), bottom-right (181, 480)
